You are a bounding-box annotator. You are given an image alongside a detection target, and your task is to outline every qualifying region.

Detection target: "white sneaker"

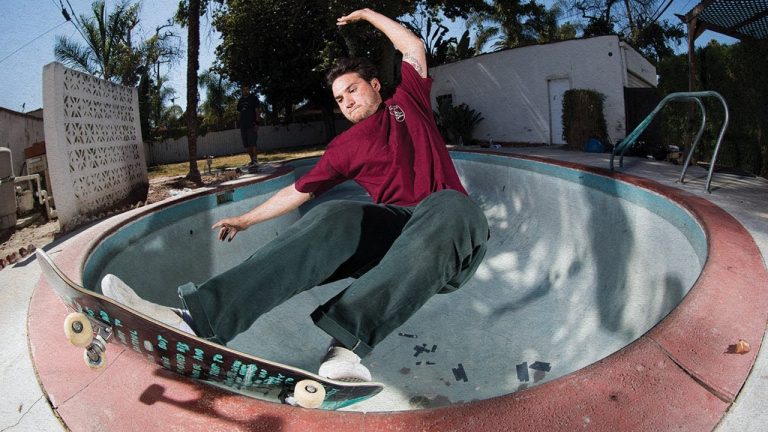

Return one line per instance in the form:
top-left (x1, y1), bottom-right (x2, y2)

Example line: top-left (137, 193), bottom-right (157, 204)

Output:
top-left (101, 274), bottom-right (195, 335)
top-left (318, 346), bottom-right (372, 382)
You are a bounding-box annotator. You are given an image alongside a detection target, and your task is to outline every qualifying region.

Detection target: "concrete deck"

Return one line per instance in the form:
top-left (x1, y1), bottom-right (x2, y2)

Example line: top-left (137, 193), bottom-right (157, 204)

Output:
top-left (2, 147), bottom-right (766, 431)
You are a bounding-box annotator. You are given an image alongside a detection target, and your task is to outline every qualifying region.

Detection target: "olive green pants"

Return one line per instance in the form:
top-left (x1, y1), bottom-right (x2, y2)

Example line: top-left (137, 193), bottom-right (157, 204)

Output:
top-left (179, 189), bottom-right (489, 357)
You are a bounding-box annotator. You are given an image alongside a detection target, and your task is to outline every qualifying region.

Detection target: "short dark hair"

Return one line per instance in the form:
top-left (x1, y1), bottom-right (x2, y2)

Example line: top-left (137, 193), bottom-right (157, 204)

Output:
top-left (325, 57), bottom-right (379, 88)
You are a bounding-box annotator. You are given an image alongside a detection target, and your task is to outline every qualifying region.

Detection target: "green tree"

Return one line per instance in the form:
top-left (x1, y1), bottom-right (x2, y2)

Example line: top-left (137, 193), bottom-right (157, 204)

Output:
top-left (657, 40), bottom-right (768, 178)
top-left (144, 20), bottom-right (183, 133)
top-left (445, 30), bottom-right (477, 63)
top-left (214, 1), bottom-right (427, 122)
top-left (425, 0), bottom-right (490, 20)
top-left (56, 1), bottom-right (182, 142)
top-left (405, 5), bottom-right (478, 67)
top-left (406, 10), bottom-right (451, 67)
top-left (199, 68), bottom-right (238, 131)
top-left (214, 0), bottom-right (333, 124)
top-left (214, 1), bottom-right (487, 139)
top-left (570, 0), bottom-right (684, 62)
top-left (54, 0), bottom-right (141, 84)
top-left (467, 1), bottom-right (575, 52)
top-left (145, 73), bottom-right (179, 138)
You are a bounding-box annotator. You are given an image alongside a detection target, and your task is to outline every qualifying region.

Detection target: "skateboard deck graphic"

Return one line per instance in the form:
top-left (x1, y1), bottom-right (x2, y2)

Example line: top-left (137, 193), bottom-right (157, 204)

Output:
top-left (36, 250), bottom-right (383, 410)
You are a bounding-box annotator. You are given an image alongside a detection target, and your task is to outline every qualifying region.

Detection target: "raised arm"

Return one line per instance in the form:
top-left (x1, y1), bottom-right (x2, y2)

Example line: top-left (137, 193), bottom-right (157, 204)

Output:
top-left (337, 8), bottom-right (428, 78)
top-left (212, 184), bottom-right (312, 241)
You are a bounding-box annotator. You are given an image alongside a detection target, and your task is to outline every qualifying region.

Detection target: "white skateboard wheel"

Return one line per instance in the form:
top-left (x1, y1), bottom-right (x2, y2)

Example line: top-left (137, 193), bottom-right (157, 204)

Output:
top-left (293, 379), bottom-right (326, 409)
top-left (64, 312), bottom-right (93, 348)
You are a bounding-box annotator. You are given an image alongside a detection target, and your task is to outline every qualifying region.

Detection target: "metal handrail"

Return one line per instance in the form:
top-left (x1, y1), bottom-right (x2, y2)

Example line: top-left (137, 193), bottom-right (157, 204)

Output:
top-left (610, 91), bottom-right (730, 193)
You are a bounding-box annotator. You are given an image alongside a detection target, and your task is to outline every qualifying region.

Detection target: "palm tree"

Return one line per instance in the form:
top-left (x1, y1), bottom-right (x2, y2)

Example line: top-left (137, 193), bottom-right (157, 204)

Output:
top-left (181, 0), bottom-right (202, 183)
top-left (144, 20), bottom-right (183, 123)
top-left (54, 0), bottom-right (140, 85)
top-left (56, 0), bottom-right (182, 139)
top-left (147, 74), bottom-right (177, 130)
top-left (467, 0), bottom-right (572, 52)
top-left (199, 69), bottom-right (237, 131)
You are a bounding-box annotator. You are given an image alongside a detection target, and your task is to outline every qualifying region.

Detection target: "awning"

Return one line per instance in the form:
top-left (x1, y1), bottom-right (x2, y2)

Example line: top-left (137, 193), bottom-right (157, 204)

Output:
top-left (678, 0), bottom-right (768, 41)
top-left (676, 0), bottom-right (768, 91)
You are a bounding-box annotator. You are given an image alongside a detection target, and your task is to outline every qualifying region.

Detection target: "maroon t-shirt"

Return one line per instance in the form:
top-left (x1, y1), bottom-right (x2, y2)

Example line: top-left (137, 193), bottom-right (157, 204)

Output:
top-left (295, 62), bottom-right (467, 207)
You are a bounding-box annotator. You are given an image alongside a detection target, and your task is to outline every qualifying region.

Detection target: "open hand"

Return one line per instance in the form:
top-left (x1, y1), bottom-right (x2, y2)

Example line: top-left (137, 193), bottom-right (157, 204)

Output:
top-left (212, 217), bottom-right (248, 242)
top-left (337, 8), bottom-right (371, 26)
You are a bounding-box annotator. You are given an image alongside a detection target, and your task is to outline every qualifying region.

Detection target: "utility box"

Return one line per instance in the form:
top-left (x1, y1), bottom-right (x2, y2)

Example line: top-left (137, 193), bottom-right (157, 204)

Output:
top-left (0, 147), bottom-right (17, 230)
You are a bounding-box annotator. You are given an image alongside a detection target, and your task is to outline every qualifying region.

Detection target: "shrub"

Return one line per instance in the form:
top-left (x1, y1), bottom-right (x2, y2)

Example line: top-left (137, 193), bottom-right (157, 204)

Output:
top-left (434, 100), bottom-right (484, 145)
top-left (562, 89), bottom-right (608, 151)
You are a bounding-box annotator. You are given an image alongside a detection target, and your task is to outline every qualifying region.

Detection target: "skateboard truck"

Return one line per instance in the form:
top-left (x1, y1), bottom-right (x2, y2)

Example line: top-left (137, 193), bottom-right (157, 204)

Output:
top-left (64, 312), bottom-right (113, 369)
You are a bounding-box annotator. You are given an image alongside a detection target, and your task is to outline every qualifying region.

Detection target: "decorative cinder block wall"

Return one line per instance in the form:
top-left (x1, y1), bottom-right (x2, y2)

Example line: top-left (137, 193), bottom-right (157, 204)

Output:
top-left (43, 62), bottom-right (148, 232)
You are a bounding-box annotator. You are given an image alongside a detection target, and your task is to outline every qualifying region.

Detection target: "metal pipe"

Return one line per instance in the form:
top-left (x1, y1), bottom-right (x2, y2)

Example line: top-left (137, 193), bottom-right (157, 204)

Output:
top-left (610, 91), bottom-right (730, 193)
top-left (703, 92), bottom-right (729, 193)
top-left (14, 173), bottom-right (56, 219)
top-left (618, 95), bottom-right (705, 169)
top-left (678, 97), bottom-right (706, 184)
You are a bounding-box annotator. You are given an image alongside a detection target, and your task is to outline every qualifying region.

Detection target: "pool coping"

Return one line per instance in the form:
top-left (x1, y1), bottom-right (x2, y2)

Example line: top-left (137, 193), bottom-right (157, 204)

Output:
top-left (27, 151), bottom-right (768, 431)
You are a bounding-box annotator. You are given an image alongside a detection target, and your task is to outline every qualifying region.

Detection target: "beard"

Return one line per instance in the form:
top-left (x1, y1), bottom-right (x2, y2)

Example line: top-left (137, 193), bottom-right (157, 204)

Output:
top-left (347, 103), bottom-right (380, 123)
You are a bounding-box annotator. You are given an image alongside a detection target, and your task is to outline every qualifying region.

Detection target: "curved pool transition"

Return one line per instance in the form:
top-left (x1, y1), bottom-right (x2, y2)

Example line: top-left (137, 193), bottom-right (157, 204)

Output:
top-left (28, 150), bottom-right (768, 430)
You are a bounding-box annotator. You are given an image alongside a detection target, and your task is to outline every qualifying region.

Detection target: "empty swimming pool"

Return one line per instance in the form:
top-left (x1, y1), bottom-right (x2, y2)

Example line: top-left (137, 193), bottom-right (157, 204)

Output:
top-left (78, 151), bottom-right (706, 412)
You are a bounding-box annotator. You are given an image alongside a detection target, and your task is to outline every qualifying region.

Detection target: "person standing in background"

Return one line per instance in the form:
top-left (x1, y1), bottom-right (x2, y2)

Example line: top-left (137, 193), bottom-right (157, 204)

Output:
top-left (237, 85), bottom-right (260, 170)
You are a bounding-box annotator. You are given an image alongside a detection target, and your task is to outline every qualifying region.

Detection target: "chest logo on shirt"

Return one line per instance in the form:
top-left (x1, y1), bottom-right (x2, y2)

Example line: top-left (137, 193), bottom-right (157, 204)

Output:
top-left (388, 105), bottom-right (405, 123)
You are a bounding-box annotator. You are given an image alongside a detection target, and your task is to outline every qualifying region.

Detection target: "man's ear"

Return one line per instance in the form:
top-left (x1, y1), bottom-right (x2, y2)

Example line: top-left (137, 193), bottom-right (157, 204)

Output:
top-left (370, 78), bottom-right (381, 92)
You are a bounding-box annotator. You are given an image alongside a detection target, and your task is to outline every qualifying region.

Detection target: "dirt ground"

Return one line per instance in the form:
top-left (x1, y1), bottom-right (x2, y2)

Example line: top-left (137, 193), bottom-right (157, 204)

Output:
top-left (0, 171), bottom-right (241, 269)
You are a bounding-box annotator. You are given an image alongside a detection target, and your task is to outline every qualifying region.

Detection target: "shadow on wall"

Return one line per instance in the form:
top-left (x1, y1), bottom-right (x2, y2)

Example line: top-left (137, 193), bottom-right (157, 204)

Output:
top-left (452, 155), bottom-right (695, 373)
top-left (581, 174), bottom-right (686, 340)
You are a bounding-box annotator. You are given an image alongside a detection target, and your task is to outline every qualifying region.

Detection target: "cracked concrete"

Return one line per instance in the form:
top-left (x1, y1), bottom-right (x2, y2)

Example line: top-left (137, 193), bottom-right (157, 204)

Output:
top-left (0, 236), bottom-right (67, 431)
top-left (1, 396), bottom-right (44, 432)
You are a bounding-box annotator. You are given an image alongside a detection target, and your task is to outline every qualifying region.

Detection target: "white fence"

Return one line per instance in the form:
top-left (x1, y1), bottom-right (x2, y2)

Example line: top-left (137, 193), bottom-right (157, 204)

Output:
top-left (43, 62), bottom-right (148, 232)
top-left (144, 119), bottom-right (350, 166)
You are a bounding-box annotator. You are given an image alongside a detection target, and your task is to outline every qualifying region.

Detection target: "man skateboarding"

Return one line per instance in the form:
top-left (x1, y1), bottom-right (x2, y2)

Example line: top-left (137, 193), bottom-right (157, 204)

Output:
top-left (103, 8), bottom-right (489, 382)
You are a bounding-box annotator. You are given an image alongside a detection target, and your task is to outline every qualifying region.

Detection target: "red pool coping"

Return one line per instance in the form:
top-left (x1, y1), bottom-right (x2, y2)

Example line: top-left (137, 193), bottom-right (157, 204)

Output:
top-left (27, 154), bottom-right (768, 431)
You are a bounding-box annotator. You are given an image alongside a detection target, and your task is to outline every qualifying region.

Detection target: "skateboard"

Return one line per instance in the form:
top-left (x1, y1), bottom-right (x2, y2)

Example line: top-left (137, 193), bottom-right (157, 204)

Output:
top-left (36, 250), bottom-right (383, 410)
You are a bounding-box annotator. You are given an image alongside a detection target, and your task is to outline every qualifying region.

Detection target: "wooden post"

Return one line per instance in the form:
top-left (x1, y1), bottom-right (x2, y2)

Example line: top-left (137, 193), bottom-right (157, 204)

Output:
top-left (687, 18), bottom-right (698, 92)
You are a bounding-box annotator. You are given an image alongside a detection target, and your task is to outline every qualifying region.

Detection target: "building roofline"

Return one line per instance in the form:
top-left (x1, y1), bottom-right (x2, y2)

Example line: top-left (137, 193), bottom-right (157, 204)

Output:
top-left (0, 106), bottom-right (44, 120)
top-left (431, 34), bottom-right (653, 70)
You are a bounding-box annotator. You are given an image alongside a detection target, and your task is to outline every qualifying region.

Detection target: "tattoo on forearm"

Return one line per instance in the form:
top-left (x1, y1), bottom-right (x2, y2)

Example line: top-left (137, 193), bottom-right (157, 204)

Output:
top-left (402, 52), bottom-right (424, 75)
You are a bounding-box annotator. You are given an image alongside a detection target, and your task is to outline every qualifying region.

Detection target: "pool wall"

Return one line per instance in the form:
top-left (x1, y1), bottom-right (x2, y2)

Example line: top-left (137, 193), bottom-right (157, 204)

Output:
top-left (82, 171), bottom-right (297, 299)
top-left (77, 150), bottom-right (709, 411)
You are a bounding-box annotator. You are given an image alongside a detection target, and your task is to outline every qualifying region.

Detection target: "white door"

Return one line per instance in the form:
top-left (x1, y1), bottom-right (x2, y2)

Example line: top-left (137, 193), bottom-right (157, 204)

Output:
top-left (548, 78), bottom-right (570, 145)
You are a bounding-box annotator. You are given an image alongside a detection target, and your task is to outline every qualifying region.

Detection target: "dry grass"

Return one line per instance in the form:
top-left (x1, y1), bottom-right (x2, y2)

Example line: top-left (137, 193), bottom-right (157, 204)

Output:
top-left (147, 145), bottom-right (326, 180)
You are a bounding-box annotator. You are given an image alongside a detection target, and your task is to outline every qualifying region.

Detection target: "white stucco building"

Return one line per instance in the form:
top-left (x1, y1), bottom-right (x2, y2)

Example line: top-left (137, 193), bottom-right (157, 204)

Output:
top-left (430, 35), bottom-right (657, 146)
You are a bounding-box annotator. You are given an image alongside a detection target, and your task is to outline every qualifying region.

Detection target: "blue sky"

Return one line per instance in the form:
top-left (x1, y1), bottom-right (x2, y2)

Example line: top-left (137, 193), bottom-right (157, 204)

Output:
top-left (0, 0), bottom-right (737, 113)
top-left (0, 0), bottom-right (217, 112)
